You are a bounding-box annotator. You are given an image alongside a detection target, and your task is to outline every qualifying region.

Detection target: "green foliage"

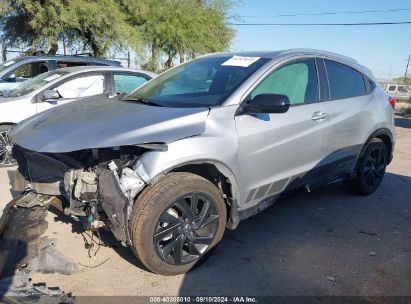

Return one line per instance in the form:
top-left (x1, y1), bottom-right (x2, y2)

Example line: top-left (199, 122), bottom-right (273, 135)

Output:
top-left (122, 0), bottom-right (235, 71)
top-left (1, 0), bottom-right (140, 56)
top-left (1, 0), bottom-right (235, 68)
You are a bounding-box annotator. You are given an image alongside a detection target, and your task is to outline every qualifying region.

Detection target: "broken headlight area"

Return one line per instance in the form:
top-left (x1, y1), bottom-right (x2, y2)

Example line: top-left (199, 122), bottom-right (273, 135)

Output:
top-left (11, 144), bottom-right (147, 244)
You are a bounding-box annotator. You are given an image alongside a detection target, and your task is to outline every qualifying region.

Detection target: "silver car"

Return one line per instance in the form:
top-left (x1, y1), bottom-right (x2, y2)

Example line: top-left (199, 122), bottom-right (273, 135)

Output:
top-left (8, 49), bottom-right (395, 275)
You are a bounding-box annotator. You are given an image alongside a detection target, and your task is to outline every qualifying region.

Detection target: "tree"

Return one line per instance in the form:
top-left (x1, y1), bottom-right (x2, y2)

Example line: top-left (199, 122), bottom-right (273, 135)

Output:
top-left (121, 0), bottom-right (235, 71)
top-left (1, 0), bottom-right (236, 66)
top-left (0, 0), bottom-right (140, 57)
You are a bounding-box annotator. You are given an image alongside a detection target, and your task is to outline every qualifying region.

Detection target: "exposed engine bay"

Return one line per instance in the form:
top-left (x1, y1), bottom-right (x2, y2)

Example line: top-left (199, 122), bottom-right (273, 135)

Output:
top-left (11, 144), bottom-right (150, 245)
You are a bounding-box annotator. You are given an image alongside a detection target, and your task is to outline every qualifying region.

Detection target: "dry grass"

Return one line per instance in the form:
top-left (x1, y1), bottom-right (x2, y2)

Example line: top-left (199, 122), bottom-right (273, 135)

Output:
top-left (396, 103), bottom-right (411, 116)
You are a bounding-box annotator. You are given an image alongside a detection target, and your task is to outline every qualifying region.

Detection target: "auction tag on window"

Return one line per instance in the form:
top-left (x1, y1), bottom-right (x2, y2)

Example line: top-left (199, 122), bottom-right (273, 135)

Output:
top-left (222, 56), bottom-right (260, 67)
top-left (3, 61), bottom-right (15, 67)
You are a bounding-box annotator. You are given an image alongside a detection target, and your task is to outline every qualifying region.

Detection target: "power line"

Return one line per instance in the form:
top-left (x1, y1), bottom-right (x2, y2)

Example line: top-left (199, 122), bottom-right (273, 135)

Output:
top-left (230, 21), bottom-right (411, 26)
top-left (239, 8), bottom-right (411, 18)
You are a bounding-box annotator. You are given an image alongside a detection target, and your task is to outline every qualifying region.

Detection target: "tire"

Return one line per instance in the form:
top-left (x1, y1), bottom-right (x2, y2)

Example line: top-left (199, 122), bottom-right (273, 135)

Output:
top-left (129, 172), bottom-right (227, 275)
top-left (346, 138), bottom-right (388, 195)
top-left (0, 124), bottom-right (16, 167)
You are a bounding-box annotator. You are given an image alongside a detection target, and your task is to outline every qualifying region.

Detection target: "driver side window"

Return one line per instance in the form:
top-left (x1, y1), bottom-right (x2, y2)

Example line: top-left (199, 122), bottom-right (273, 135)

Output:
top-left (251, 59), bottom-right (318, 105)
top-left (54, 74), bottom-right (105, 99)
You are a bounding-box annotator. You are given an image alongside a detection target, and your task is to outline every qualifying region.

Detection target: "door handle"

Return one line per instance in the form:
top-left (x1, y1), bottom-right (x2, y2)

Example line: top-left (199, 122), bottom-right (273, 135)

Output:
top-left (312, 111), bottom-right (328, 121)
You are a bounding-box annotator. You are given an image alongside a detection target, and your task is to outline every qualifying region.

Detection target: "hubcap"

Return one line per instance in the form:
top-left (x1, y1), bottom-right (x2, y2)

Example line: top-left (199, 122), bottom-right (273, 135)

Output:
top-left (0, 130), bottom-right (16, 166)
top-left (363, 146), bottom-right (386, 188)
top-left (154, 192), bottom-right (219, 266)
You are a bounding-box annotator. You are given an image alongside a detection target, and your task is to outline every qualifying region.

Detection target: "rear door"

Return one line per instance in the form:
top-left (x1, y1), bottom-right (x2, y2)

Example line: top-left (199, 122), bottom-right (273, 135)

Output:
top-left (235, 58), bottom-right (330, 207)
top-left (320, 59), bottom-right (374, 176)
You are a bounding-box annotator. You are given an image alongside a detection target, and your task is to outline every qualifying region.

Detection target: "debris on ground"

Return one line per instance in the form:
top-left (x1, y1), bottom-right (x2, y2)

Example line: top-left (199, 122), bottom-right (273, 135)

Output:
top-left (358, 230), bottom-right (377, 236)
top-left (326, 275), bottom-right (336, 282)
top-left (368, 251), bottom-right (377, 256)
top-left (0, 198), bottom-right (75, 301)
top-left (0, 270), bottom-right (74, 303)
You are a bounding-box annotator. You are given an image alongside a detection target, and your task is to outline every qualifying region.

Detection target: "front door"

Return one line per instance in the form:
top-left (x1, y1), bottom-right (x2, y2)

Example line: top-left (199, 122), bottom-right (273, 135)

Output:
top-left (235, 58), bottom-right (329, 208)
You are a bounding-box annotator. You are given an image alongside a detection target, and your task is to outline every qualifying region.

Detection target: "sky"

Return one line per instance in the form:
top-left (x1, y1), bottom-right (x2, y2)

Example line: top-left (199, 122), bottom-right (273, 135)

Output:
top-left (229, 0), bottom-right (411, 79)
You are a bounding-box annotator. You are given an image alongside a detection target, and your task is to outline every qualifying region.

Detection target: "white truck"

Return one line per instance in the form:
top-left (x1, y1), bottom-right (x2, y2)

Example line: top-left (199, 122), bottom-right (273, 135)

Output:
top-left (385, 84), bottom-right (411, 102)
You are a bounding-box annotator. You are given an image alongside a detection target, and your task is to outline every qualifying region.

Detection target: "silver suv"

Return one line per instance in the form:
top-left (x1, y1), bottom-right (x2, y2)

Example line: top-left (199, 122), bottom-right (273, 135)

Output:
top-left (9, 49), bottom-right (395, 275)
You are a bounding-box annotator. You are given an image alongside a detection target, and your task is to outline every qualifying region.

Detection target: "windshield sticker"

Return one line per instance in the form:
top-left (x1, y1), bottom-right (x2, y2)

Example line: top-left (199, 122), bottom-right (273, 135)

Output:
top-left (222, 56), bottom-right (261, 67)
top-left (3, 61), bottom-right (15, 67)
top-left (44, 74), bottom-right (62, 82)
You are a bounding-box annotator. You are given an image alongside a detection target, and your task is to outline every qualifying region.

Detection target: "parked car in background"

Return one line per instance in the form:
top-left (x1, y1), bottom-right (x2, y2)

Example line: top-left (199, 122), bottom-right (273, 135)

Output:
top-left (8, 49), bottom-right (395, 275)
top-left (0, 66), bottom-right (156, 165)
top-left (385, 84), bottom-right (411, 102)
top-left (0, 55), bottom-right (121, 92)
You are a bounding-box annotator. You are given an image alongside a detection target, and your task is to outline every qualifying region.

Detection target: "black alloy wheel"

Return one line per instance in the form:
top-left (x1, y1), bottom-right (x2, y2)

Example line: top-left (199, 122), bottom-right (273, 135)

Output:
top-left (362, 144), bottom-right (386, 189)
top-left (154, 192), bottom-right (219, 266)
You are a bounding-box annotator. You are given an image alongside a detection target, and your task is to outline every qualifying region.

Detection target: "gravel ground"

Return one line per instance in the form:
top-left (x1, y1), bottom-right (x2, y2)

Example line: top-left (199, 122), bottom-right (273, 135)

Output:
top-left (0, 116), bottom-right (410, 297)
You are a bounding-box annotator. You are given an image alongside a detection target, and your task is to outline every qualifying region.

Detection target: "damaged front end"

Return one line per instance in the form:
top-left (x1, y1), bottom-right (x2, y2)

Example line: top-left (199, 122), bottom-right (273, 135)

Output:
top-left (10, 144), bottom-right (149, 245)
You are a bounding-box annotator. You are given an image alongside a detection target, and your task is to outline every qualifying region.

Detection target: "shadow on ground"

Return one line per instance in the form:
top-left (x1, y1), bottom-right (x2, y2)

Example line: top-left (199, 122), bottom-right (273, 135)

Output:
top-left (395, 116), bottom-right (411, 129)
top-left (177, 173), bottom-right (411, 296)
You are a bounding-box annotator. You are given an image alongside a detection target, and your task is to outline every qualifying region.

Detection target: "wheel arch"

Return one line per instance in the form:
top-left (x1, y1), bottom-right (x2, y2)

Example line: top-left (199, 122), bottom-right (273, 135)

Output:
top-left (357, 128), bottom-right (394, 169)
top-left (142, 160), bottom-right (241, 230)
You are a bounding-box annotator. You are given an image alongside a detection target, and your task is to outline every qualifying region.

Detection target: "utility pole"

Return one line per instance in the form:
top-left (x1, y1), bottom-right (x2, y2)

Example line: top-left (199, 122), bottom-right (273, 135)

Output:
top-left (405, 54), bottom-right (411, 78)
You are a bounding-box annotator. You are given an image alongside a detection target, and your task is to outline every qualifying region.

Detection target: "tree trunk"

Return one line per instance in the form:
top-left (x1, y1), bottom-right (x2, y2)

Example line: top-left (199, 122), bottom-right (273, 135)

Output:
top-left (178, 49), bottom-right (185, 64)
top-left (84, 29), bottom-right (103, 57)
top-left (165, 51), bottom-right (174, 69)
top-left (1, 40), bottom-right (6, 62)
top-left (151, 42), bottom-right (158, 63)
top-left (48, 42), bottom-right (58, 55)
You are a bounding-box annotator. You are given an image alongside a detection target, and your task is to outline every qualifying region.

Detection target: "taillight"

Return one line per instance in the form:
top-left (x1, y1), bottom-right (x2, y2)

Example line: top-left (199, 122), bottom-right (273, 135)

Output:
top-left (388, 97), bottom-right (395, 109)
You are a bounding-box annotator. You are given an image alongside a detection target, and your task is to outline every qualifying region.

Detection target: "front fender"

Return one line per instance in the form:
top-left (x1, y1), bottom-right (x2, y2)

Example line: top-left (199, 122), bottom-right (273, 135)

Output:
top-left (134, 135), bottom-right (240, 200)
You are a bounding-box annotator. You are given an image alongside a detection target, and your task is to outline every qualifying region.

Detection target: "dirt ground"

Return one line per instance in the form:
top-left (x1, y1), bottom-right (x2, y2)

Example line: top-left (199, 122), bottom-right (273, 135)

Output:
top-left (0, 116), bottom-right (410, 297)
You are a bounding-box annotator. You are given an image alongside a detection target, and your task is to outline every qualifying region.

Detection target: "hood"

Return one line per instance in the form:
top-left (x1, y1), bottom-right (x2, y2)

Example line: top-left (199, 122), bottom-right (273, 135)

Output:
top-left (10, 95), bottom-right (210, 153)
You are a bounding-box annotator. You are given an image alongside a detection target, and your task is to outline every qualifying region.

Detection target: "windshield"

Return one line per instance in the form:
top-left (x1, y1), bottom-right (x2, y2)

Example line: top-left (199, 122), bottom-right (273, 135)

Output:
top-left (126, 56), bottom-right (269, 107)
top-left (0, 60), bottom-right (15, 73)
top-left (7, 70), bottom-right (69, 97)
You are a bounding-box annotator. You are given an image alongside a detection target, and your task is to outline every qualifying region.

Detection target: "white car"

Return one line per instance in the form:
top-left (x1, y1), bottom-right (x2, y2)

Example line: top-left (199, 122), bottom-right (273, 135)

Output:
top-left (0, 66), bottom-right (156, 166)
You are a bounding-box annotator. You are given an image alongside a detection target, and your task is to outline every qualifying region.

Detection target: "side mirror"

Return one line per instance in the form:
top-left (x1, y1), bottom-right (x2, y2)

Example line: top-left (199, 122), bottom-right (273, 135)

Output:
top-left (42, 89), bottom-right (60, 103)
top-left (236, 93), bottom-right (290, 115)
top-left (5, 73), bottom-right (16, 82)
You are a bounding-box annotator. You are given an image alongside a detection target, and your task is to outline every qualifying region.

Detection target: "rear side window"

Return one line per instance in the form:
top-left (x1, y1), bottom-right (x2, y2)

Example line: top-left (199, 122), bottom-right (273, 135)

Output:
top-left (114, 73), bottom-right (148, 94)
top-left (251, 59), bottom-right (318, 105)
top-left (56, 61), bottom-right (87, 68)
top-left (398, 86), bottom-right (408, 93)
top-left (10, 61), bottom-right (48, 79)
top-left (325, 60), bottom-right (365, 99)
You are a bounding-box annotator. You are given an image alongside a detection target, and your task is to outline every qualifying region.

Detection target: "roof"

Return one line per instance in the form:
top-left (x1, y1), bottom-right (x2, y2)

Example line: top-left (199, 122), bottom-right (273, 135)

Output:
top-left (204, 48), bottom-right (375, 81)
top-left (52, 66), bottom-right (157, 78)
top-left (10, 55), bottom-right (121, 66)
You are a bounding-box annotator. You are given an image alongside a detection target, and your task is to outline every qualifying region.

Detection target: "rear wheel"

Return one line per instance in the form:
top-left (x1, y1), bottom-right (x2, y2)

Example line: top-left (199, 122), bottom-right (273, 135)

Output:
top-left (0, 125), bottom-right (16, 167)
top-left (129, 172), bottom-right (227, 275)
top-left (346, 138), bottom-right (387, 195)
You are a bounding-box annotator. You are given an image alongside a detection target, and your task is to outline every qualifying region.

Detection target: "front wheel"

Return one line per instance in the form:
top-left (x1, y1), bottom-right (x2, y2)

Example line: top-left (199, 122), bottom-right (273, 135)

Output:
top-left (129, 172), bottom-right (227, 275)
top-left (346, 138), bottom-right (388, 195)
top-left (0, 125), bottom-right (16, 167)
